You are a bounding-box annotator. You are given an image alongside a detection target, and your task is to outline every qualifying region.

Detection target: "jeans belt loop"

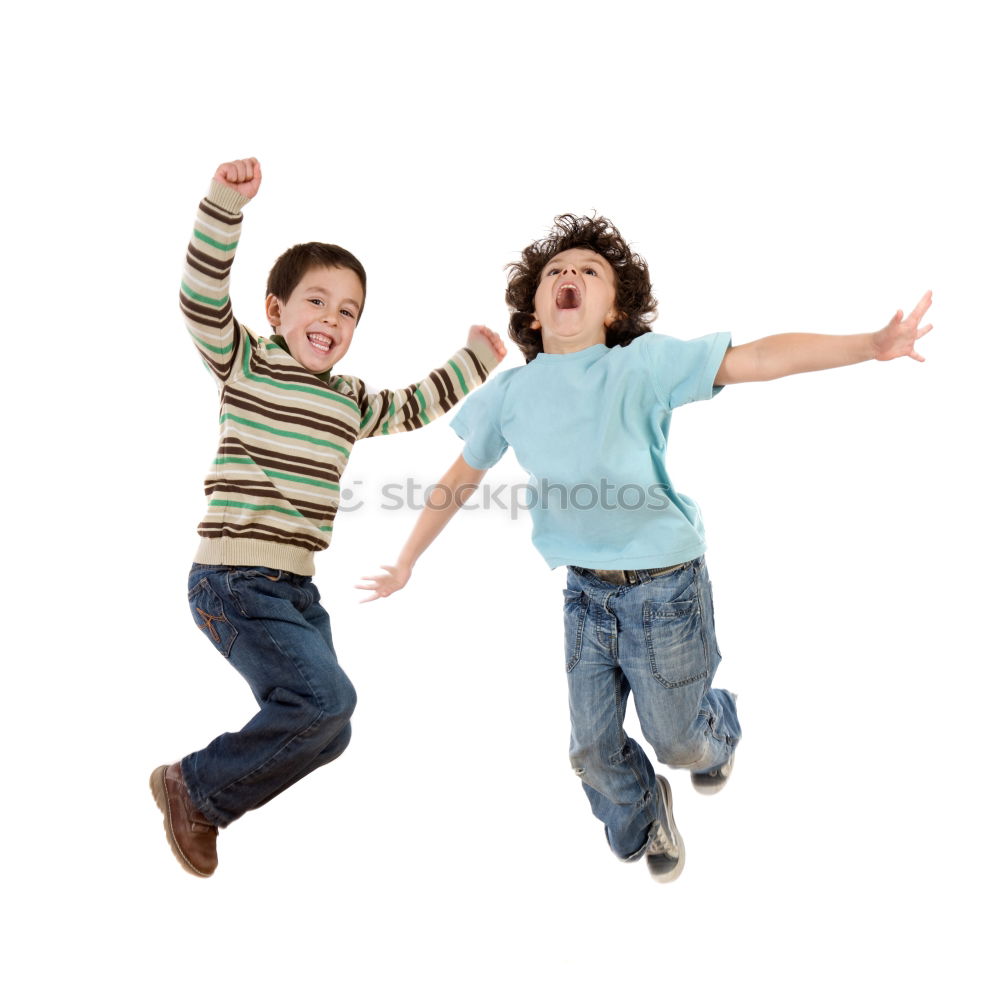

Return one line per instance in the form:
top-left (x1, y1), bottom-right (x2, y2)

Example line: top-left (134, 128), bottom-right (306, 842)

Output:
top-left (579, 562), bottom-right (687, 585)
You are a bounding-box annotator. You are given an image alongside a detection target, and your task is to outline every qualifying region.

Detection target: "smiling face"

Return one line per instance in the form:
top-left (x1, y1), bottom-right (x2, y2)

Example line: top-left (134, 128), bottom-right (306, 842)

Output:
top-left (265, 265), bottom-right (365, 373)
top-left (531, 247), bottom-right (620, 354)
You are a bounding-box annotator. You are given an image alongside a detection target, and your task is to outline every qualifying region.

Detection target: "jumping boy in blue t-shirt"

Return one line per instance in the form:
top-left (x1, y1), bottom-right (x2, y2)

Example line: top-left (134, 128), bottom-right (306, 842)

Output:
top-left (359, 214), bottom-right (932, 883)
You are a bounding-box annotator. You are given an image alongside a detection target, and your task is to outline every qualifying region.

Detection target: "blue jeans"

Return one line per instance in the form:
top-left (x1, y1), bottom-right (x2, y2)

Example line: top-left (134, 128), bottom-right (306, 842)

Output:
top-left (564, 558), bottom-right (740, 859)
top-left (181, 565), bottom-right (357, 828)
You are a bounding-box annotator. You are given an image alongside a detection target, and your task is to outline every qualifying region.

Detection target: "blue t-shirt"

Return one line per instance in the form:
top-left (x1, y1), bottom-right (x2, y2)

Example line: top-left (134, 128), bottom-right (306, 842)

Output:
top-left (451, 332), bottom-right (730, 569)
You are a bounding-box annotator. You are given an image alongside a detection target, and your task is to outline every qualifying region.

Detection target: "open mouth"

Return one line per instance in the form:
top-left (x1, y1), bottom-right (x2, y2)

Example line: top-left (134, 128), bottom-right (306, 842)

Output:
top-left (556, 283), bottom-right (581, 310)
top-left (307, 332), bottom-right (334, 353)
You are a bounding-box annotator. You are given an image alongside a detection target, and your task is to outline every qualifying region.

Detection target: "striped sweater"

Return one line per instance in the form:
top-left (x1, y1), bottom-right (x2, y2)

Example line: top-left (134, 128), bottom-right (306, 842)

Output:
top-left (181, 180), bottom-right (498, 576)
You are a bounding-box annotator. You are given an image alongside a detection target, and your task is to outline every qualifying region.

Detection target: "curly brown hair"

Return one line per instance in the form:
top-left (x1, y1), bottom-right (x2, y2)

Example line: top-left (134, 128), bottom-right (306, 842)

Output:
top-left (505, 214), bottom-right (657, 362)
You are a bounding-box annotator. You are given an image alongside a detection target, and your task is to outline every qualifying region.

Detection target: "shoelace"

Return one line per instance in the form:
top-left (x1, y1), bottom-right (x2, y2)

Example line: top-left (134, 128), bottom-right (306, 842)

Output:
top-left (648, 820), bottom-right (675, 855)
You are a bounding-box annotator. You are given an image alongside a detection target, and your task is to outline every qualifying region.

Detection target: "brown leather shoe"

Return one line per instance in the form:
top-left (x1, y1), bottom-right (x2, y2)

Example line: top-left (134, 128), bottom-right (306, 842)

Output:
top-left (150, 763), bottom-right (218, 877)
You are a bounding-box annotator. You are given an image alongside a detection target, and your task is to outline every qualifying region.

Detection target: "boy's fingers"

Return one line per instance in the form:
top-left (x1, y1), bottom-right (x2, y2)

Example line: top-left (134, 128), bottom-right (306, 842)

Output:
top-left (907, 291), bottom-right (932, 322)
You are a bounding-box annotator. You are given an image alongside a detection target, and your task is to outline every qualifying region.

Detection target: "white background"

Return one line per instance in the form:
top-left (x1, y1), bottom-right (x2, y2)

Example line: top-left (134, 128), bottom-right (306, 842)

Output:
top-left (3, 1), bottom-right (997, 995)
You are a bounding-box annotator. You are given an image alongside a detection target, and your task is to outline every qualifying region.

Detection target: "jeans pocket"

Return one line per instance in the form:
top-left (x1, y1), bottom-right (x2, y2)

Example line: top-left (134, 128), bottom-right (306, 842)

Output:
top-left (188, 577), bottom-right (238, 658)
top-left (642, 598), bottom-right (708, 689)
top-left (563, 589), bottom-right (587, 673)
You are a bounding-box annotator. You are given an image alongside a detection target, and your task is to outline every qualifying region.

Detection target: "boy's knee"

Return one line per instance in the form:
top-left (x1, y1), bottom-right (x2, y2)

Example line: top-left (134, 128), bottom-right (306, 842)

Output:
top-left (569, 743), bottom-right (637, 802)
top-left (268, 674), bottom-right (357, 731)
top-left (650, 734), bottom-right (713, 771)
top-left (569, 741), bottom-right (602, 781)
top-left (315, 721), bottom-right (353, 765)
top-left (316, 676), bottom-right (357, 727)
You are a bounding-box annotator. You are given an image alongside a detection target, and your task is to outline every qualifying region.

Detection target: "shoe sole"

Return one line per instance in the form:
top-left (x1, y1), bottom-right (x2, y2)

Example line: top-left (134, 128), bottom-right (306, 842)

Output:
top-left (149, 765), bottom-right (214, 878)
top-left (649, 775), bottom-right (686, 884)
top-left (691, 755), bottom-right (734, 796)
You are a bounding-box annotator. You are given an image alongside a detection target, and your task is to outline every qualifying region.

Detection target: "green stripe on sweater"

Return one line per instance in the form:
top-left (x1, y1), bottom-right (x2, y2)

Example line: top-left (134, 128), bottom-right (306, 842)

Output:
top-left (241, 345), bottom-right (361, 415)
top-left (209, 499), bottom-right (302, 518)
top-left (181, 281), bottom-right (230, 308)
top-left (264, 469), bottom-right (340, 491)
top-left (448, 358), bottom-right (469, 395)
top-left (221, 413), bottom-right (351, 456)
top-left (194, 229), bottom-right (239, 253)
top-left (414, 386), bottom-right (429, 425)
top-left (189, 331), bottom-right (234, 356)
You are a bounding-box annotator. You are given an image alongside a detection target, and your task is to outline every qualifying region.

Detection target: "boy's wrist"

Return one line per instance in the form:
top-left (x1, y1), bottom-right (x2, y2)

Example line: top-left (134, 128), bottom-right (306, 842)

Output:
top-left (206, 179), bottom-right (250, 215)
top-left (861, 331), bottom-right (880, 362)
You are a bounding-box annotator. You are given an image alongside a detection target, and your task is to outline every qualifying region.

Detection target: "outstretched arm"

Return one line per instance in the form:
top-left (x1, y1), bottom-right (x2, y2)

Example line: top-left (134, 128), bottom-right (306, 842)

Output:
top-left (354, 326), bottom-right (506, 438)
top-left (714, 291), bottom-right (933, 385)
top-left (357, 454), bottom-right (487, 601)
top-left (180, 158), bottom-right (262, 383)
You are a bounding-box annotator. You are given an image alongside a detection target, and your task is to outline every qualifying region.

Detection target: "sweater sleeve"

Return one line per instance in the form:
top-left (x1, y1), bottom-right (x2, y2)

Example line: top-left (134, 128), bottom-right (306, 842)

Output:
top-left (179, 179), bottom-right (252, 385)
top-left (353, 341), bottom-right (500, 439)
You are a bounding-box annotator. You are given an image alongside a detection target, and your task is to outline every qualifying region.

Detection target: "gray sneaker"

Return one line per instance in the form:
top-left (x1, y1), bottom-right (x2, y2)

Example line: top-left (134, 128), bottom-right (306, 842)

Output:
top-left (690, 753), bottom-right (735, 795)
top-left (646, 775), bottom-right (685, 883)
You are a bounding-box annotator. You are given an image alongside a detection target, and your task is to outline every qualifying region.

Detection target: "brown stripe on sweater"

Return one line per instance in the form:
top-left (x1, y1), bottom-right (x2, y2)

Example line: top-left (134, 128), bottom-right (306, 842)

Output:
top-left (186, 248), bottom-right (233, 281)
top-left (200, 199), bottom-right (243, 224)
top-left (463, 346), bottom-right (489, 383)
top-left (203, 483), bottom-right (333, 519)
top-left (399, 391), bottom-right (423, 433)
top-left (204, 480), bottom-right (335, 515)
top-left (218, 438), bottom-right (341, 480)
top-left (194, 343), bottom-right (238, 381)
top-left (180, 294), bottom-right (233, 328)
top-left (223, 392), bottom-right (356, 441)
top-left (430, 367), bottom-right (457, 409)
top-left (247, 352), bottom-right (352, 392)
top-left (360, 390), bottom-right (391, 435)
top-left (198, 524), bottom-right (324, 552)
top-left (224, 386), bottom-right (357, 440)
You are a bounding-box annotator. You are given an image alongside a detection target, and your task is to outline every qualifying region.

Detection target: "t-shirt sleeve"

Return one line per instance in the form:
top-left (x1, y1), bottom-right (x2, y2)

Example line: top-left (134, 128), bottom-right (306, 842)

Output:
top-left (641, 332), bottom-right (732, 409)
top-left (450, 377), bottom-right (509, 470)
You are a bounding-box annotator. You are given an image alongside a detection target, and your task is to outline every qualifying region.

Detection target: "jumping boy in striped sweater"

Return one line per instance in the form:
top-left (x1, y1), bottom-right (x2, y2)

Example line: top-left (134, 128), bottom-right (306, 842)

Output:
top-left (150, 158), bottom-right (505, 877)
top-left (360, 213), bottom-right (932, 883)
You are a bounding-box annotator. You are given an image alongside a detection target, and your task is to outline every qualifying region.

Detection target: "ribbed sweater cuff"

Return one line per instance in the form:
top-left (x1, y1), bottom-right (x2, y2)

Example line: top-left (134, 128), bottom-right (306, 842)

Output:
top-left (206, 179), bottom-right (249, 216)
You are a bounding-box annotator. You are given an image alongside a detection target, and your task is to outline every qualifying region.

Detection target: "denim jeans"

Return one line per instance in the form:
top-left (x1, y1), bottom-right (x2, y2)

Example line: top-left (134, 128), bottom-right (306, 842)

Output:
top-left (181, 564), bottom-right (357, 827)
top-left (564, 557), bottom-right (740, 859)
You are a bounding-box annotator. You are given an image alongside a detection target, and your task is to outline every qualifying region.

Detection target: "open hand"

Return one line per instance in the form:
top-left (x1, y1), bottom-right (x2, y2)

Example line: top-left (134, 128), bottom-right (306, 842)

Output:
top-left (214, 158), bottom-right (262, 200)
top-left (356, 564), bottom-right (412, 603)
top-left (467, 325), bottom-right (507, 363)
top-left (873, 291), bottom-right (933, 362)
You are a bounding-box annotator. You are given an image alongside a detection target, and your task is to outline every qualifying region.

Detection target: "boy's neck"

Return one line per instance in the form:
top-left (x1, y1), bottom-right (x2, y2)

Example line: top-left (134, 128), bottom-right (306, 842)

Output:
top-left (540, 331), bottom-right (608, 355)
top-left (271, 334), bottom-right (333, 382)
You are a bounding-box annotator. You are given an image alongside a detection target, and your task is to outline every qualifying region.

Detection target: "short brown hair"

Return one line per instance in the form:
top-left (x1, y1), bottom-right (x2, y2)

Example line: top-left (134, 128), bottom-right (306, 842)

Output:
top-left (506, 214), bottom-right (657, 362)
top-left (266, 242), bottom-right (367, 322)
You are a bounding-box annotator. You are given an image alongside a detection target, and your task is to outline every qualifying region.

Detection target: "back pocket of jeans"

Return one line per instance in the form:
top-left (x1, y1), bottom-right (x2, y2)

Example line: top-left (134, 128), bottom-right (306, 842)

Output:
top-left (188, 577), bottom-right (238, 658)
top-left (563, 589), bottom-right (587, 673)
top-left (642, 599), bottom-right (707, 689)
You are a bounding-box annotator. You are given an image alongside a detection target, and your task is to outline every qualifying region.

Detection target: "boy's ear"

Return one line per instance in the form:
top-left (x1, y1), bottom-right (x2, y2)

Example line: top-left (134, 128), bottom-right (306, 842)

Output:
top-left (529, 316), bottom-right (542, 330)
top-left (603, 307), bottom-right (624, 328)
top-left (265, 293), bottom-right (283, 328)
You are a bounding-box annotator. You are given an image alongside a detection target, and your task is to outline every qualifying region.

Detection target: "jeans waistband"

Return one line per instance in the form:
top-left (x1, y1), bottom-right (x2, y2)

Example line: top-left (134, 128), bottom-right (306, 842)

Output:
top-left (570, 562), bottom-right (691, 586)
